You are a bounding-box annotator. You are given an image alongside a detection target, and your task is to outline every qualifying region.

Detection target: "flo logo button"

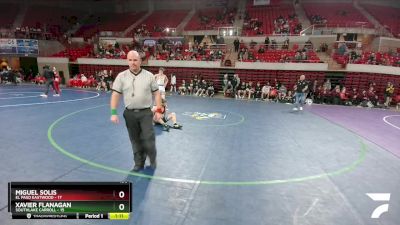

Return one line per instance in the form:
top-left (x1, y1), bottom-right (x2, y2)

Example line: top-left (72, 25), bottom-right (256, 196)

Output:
top-left (366, 193), bottom-right (391, 219)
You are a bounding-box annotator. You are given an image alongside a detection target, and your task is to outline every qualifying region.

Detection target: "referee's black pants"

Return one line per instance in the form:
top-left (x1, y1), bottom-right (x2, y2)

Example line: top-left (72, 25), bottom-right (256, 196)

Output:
top-left (123, 108), bottom-right (156, 167)
top-left (45, 79), bottom-right (58, 95)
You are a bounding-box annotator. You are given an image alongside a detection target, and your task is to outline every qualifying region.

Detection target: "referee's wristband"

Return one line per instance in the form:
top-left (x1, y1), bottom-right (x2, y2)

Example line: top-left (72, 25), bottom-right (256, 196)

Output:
top-left (111, 109), bottom-right (118, 115)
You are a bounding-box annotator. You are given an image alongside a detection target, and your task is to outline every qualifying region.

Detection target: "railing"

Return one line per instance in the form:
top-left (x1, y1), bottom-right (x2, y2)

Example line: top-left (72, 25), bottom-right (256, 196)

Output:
top-left (98, 31), bottom-right (124, 37)
top-left (218, 27), bottom-right (240, 37)
top-left (300, 23), bottom-right (377, 36)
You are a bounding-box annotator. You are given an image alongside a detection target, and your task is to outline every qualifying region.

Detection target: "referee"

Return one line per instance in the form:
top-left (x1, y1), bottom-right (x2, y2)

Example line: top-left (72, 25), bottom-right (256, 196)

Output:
top-left (110, 50), bottom-right (162, 172)
top-left (293, 74), bottom-right (308, 111)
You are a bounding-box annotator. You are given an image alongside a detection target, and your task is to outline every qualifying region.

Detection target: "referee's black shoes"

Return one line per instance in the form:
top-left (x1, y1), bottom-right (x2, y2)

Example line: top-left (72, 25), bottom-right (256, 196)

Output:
top-left (150, 160), bottom-right (157, 170)
top-left (131, 165), bottom-right (144, 172)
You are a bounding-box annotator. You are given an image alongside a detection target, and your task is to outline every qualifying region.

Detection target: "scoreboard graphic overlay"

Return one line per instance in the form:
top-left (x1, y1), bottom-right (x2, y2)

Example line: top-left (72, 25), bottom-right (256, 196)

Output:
top-left (8, 182), bottom-right (132, 220)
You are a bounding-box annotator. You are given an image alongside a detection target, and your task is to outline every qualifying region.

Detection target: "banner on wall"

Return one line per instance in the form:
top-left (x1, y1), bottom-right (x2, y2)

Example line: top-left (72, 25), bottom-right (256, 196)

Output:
top-left (0, 39), bottom-right (39, 55)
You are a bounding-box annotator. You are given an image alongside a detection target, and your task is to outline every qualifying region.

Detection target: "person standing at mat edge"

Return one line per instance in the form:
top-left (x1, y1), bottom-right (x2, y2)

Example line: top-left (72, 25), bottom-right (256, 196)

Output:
top-left (40, 65), bottom-right (60, 98)
top-left (110, 50), bottom-right (162, 172)
top-left (293, 74), bottom-right (308, 111)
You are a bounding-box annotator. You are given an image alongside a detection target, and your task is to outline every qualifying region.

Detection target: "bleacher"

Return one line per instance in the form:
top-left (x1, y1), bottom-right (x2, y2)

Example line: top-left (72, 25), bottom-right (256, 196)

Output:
top-left (344, 72), bottom-right (400, 97)
top-left (75, 12), bottom-right (147, 40)
top-left (184, 8), bottom-right (235, 31)
top-left (22, 5), bottom-right (84, 38)
top-left (241, 49), bottom-right (320, 63)
top-left (361, 4), bottom-right (400, 38)
top-left (132, 10), bottom-right (189, 37)
top-left (0, 3), bottom-right (19, 27)
top-left (52, 45), bottom-right (93, 61)
top-left (302, 3), bottom-right (373, 28)
top-left (333, 51), bottom-right (400, 67)
top-left (243, 4), bottom-right (300, 35)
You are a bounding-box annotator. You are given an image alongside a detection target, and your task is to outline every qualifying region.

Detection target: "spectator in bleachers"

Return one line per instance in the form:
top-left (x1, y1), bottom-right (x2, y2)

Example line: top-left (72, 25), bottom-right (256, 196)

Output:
top-left (222, 74), bottom-right (229, 94)
top-left (332, 85), bottom-right (341, 105)
top-left (255, 82), bottom-right (262, 100)
top-left (98, 70), bottom-right (110, 92)
top-left (319, 85), bottom-right (331, 104)
top-left (301, 51), bottom-right (307, 61)
top-left (270, 87), bottom-right (279, 101)
top-left (367, 86), bottom-right (379, 106)
top-left (206, 81), bottom-right (215, 97)
top-left (196, 80), bottom-right (207, 97)
top-left (320, 43), bottom-right (328, 52)
top-left (193, 74), bottom-right (199, 91)
top-left (278, 83), bottom-right (287, 101)
top-left (294, 51), bottom-right (301, 61)
top-left (340, 87), bottom-right (349, 105)
top-left (258, 46), bottom-right (265, 54)
top-left (264, 37), bottom-right (270, 49)
top-left (238, 48), bottom-right (246, 61)
top-left (282, 38), bottom-right (290, 50)
top-left (261, 82), bottom-right (271, 101)
top-left (105, 70), bottom-right (113, 91)
top-left (246, 81), bottom-right (255, 100)
top-left (187, 80), bottom-right (194, 95)
top-left (271, 39), bottom-right (277, 49)
top-left (337, 43), bottom-right (348, 55)
top-left (224, 81), bottom-right (234, 97)
top-left (359, 90), bottom-right (371, 107)
top-left (285, 90), bottom-right (294, 103)
top-left (170, 73), bottom-right (176, 93)
top-left (294, 23), bottom-right (302, 34)
top-left (305, 40), bottom-right (313, 50)
top-left (309, 80), bottom-right (318, 100)
top-left (397, 96), bottom-right (400, 111)
top-left (250, 40), bottom-right (257, 49)
top-left (178, 80), bottom-right (187, 95)
top-left (81, 73), bottom-right (88, 87)
top-left (348, 87), bottom-right (359, 105)
top-left (248, 51), bottom-right (255, 61)
top-left (280, 54), bottom-right (291, 63)
top-left (323, 79), bottom-right (332, 91)
top-left (234, 38), bottom-right (240, 52)
top-left (237, 81), bottom-right (246, 99)
top-left (310, 15), bottom-right (327, 25)
top-left (232, 74), bottom-right (240, 97)
top-left (384, 82), bottom-right (395, 107)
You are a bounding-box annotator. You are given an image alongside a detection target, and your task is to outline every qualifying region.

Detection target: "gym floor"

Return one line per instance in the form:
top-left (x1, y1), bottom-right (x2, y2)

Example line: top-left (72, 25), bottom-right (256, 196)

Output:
top-left (1, 84), bottom-right (399, 225)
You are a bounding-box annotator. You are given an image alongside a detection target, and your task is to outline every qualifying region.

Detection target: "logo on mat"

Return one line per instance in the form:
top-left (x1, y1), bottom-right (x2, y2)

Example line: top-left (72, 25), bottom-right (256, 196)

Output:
top-left (366, 193), bottom-right (391, 219)
top-left (182, 112), bottom-right (226, 120)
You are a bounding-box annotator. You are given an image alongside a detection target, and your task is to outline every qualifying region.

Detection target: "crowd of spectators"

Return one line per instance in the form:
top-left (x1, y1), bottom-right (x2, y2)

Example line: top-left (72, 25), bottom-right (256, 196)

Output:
top-left (133, 24), bottom-right (158, 38)
top-left (273, 14), bottom-right (302, 35)
top-left (243, 12), bottom-right (302, 35)
top-left (220, 74), bottom-right (292, 102)
top-left (243, 13), bottom-right (264, 35)
top-left (177, 74), bottom-right (216, 97)
top-left (334, 43), bottom-right (400, 67)
top-left (310, 15), bottom-right (327, 25)
top-left (194, 8), bottom-right (236, 30)
top-left (150, 40), bottom-right (225, 62)
top-left (0, 67), bottom-right (25, 84)
top-left (234, 38), bottom-right (318, 63)
top-left (312, 79), bottom-right (399, 108)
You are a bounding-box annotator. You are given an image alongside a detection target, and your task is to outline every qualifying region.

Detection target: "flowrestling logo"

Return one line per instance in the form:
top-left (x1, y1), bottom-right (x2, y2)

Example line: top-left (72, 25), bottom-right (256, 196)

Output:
top-left (182, 112), bottom-right (227, 120)
top-left (366, 193), bottom-right (391, 219)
